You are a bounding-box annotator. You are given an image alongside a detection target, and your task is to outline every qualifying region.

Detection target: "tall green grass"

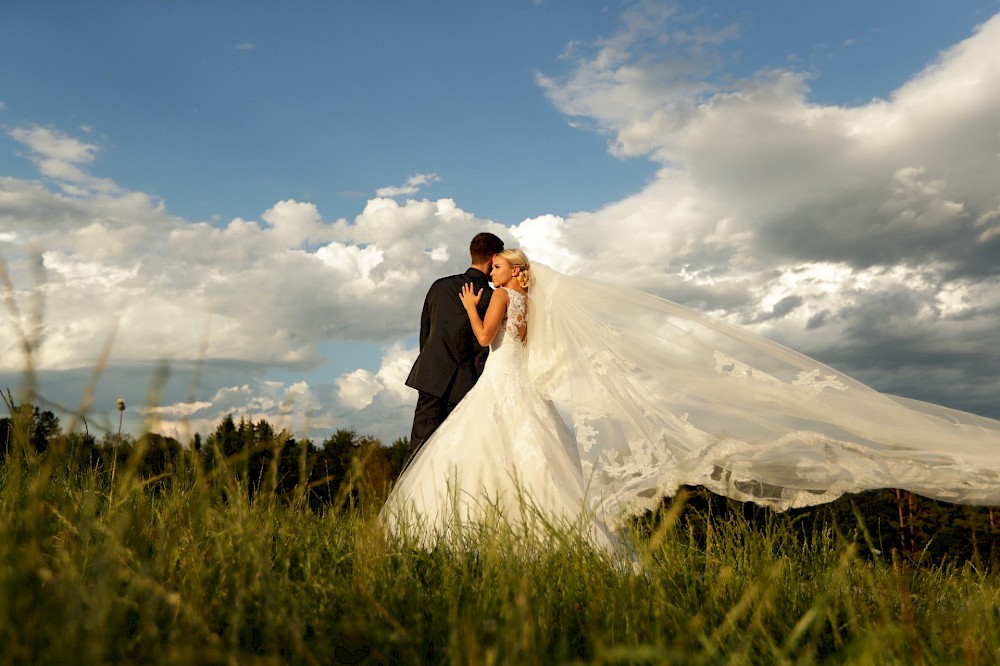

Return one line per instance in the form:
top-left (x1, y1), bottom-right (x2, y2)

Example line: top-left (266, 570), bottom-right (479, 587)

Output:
top-left (2, 418), bottom-right (1000, 665)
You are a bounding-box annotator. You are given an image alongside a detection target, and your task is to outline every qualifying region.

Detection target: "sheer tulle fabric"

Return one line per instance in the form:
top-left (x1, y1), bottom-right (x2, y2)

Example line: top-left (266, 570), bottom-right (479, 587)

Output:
top-left (527, 263), bottom-right (1000, 520)
top-left (383, 265), bottom-right (1000, 545)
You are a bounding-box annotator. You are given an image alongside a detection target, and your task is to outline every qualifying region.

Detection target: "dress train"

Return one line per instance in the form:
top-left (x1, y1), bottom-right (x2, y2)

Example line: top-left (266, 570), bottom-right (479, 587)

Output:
top-left (383, 265), bottom-right (1000, 548)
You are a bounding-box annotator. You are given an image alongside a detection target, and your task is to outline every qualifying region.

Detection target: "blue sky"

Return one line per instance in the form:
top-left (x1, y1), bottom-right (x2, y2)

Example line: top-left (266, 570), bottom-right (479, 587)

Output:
top-left (2, 1), bottom-right (655, 225)
top-left (4, 1), bottom-right (993, 224)
top-left (2, 0), bottom-right (999, 442)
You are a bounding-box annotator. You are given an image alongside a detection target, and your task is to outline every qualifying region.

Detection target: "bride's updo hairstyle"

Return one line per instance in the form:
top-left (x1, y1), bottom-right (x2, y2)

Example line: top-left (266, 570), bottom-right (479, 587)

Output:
top-left (499, 248), bottom-right (533, 290)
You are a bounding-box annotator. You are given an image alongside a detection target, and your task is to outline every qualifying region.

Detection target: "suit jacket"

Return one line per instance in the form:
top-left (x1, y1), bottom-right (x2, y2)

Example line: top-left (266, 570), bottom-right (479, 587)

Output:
top-left (405, 267), bottom-right (494, 403)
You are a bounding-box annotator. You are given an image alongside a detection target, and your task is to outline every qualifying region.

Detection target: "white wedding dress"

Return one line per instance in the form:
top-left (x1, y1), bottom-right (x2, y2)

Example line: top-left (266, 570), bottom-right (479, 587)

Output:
top-left (381, 286), bottom-right (623, 552)
top-left (383, 264), bottom-right (1000, 547)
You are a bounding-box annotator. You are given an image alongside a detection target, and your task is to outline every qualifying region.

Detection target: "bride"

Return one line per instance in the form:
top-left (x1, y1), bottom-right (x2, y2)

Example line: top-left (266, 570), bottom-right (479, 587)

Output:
top-left (381, 249), bottom-right (624, 551)
top-left (381, 249), bottom-right (1000, 549)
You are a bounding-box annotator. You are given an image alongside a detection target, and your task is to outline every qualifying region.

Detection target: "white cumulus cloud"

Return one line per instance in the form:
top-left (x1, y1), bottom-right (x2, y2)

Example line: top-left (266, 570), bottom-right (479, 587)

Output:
top-left (3, 6), bottom-right (1000, 442)
top-left (375, 172), bottom-right (440, 198)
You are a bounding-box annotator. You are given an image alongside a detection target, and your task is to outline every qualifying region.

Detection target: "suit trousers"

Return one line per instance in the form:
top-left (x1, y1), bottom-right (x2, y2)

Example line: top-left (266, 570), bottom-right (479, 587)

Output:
top-left (407, 390), bottom-right (458, 461)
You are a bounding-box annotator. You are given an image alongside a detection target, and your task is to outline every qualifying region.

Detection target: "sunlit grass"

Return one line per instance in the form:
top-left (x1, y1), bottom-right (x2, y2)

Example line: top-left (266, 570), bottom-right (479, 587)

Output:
top-left (2, 417), bottom-right (1000, 665)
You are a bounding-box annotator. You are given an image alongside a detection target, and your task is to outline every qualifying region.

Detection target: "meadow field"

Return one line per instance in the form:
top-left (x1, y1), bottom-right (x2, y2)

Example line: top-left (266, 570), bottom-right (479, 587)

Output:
top-left (2, 409), bottom-right (999, 665)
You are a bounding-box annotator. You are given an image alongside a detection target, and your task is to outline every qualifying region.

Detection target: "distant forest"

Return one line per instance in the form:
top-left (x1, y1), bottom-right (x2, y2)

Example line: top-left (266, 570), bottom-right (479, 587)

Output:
top-left (3, 397), bottom-right (998, 565)
top-left (0, 398), bottom-right (409, 513)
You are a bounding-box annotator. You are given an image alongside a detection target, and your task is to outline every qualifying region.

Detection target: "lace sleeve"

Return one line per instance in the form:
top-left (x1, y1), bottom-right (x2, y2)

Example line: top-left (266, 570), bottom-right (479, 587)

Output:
top-left (504, 288), bottom-right (528, 343)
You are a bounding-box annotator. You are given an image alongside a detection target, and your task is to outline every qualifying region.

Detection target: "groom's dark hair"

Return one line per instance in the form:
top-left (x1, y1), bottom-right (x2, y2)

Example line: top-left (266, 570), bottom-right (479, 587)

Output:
top-left (470, 232), bottom-right (505, 264)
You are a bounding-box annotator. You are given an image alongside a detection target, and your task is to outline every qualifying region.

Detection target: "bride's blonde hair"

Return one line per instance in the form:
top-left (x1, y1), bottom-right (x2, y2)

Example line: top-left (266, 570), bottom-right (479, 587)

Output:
top-left (499, 248), bottom-right (533, 290)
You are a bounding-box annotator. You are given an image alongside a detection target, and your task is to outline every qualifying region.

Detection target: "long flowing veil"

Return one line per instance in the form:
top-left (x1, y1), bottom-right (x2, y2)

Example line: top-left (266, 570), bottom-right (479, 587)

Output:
top-left (526, 263), bottom-right (1000, 522)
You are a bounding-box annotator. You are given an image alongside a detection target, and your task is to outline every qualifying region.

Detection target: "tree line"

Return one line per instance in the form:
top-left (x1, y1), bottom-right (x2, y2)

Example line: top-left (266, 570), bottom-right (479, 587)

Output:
top-left (0, 398), bottom-right (410, 513)
top-left (2, 396), bottom-right (998, 564)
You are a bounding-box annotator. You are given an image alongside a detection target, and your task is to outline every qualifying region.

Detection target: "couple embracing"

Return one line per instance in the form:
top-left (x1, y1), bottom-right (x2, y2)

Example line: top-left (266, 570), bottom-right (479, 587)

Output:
top-left (403, 232), bottom-right (506, 460)
top-left (383, 232), bottom-right (1000, 551)
top-left (386, 232), bottom-right (620, 549)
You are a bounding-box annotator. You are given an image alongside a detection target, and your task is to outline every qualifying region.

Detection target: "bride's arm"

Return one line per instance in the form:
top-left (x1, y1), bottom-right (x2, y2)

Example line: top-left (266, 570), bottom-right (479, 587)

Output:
top-left (460, 284), bottom-right (508, 347)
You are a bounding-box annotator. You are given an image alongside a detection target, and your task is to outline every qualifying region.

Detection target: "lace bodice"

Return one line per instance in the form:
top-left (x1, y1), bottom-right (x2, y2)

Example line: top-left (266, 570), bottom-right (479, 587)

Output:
top-left (490, 287), bottom-right (527, 352)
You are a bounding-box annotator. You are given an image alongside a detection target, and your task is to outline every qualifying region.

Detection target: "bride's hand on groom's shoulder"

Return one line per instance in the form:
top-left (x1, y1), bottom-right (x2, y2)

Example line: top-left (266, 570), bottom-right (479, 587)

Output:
top-left (459, 282), bottom-right (483, 310)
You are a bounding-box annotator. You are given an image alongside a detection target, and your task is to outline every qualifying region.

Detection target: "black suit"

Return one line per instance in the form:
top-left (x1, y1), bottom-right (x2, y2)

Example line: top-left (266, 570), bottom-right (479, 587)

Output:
top-left (405, 267), bottom-right (493, 456)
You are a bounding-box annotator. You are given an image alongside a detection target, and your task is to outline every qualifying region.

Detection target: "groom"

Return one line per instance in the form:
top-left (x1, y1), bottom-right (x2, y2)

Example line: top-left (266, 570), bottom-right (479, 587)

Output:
top-left (404, 231), bottom-right (505, 459)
